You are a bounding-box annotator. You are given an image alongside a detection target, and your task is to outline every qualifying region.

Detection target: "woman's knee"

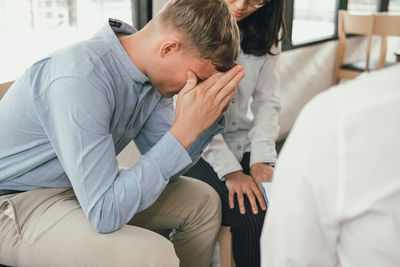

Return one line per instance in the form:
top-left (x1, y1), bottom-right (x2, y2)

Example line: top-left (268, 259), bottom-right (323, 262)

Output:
top-left (230, 207), bottom-right (266, 235)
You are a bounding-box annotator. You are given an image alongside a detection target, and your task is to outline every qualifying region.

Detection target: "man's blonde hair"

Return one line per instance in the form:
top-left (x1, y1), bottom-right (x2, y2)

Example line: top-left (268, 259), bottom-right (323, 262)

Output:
top-left (156, 0), bottom-right (240, 72)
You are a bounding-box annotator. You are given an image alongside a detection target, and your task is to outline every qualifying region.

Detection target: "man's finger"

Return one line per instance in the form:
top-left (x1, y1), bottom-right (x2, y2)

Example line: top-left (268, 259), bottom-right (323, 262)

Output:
top-left (216, 84), bottom-right (237, 116)
top-left (205, 64), bottom-right (243, 97)
top-left (222, 99), bottom-right (231, 113)
top-left (198, 72), bottom-right (224, 92)
top-left (215, 87), bottom-right (237, 121)
top-left (214, 71), bottom-right (244, 107)
top-left (179, 71), bottom-right (198, 95)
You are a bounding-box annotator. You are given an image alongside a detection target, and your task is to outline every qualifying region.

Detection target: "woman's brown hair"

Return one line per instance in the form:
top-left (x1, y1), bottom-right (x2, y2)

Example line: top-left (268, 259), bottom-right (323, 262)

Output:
top-left (238, 0), bottom-right (286, 56)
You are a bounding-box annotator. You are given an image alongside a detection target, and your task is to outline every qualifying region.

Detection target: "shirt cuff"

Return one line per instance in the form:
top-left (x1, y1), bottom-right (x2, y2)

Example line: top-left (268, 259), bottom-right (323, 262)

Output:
top-left (187, 118), bottom-right (225, 161)
top-left (203, 149), bottom-right (243, 180)
top-left (147, 131), bottom-right (193, 180)
top-left (218, 165), bottom-right (243, 181)
top-left (250, 140), bottom-right (277, 167)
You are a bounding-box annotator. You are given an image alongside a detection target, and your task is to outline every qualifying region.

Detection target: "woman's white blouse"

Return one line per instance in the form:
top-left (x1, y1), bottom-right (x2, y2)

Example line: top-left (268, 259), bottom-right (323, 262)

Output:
top-left (202, 48), bottom-right (281, 180)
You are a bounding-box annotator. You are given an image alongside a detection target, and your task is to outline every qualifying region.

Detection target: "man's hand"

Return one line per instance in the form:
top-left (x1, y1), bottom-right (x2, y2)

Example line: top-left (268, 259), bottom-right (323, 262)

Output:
top-left (218, 93), bottom-right (234, 121)
top-left (225, 170), bottom-right (267, 215)
top-left (170, 65), bottom-right (244, 150)
top-left (250, 162), bottom-right (274, 192)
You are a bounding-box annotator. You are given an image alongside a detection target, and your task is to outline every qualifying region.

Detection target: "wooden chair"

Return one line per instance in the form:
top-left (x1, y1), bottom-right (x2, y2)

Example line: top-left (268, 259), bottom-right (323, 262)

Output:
top-left (0, 81), bottom-right (13, 100)
top-left (219, 226), bottom-right (236, 267)
top-left (333, 10), bottom-right (375, 84)
top-left (373, 13), bottom-right (400, 67)
top-left (333, 11), bottom-right (400, 84)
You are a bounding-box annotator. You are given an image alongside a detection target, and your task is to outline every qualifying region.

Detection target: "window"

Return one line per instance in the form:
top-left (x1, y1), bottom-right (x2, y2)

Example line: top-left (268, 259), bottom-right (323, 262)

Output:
top-left (291, 0), bottom-right (336, 45)
top-left (283, 0), bottom-right (398, 50)
top-left (389, 0), bottom-right (400, 13)
top-left (347, 0), bottom-right (378, 12)
top-left (0, 0), bottom-right (134, 83)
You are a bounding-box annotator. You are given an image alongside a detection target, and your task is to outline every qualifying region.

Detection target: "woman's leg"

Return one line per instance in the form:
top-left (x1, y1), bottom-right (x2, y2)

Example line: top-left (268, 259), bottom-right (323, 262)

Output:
top-left (185, 153), bottom-right (266, 267)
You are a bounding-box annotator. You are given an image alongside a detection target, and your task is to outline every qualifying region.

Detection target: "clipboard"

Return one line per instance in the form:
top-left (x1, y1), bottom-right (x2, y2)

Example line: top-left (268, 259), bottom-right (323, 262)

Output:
top-left (260, 181), bottom-right (273, 205)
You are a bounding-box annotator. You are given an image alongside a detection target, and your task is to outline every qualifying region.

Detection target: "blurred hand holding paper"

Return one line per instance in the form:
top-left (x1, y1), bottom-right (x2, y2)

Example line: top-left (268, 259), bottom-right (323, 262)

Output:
top-left (260, 181), bottom-right (273, 206)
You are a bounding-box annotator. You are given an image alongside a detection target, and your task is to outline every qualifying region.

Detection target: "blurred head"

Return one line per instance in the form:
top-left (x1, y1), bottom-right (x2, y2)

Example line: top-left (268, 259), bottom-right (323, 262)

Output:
top-left (224, 0), bottom-right (286, 56)
top-left (224, 0), bottom-right (267, 22)
top-left (147, 0), bottom-right (240, 97)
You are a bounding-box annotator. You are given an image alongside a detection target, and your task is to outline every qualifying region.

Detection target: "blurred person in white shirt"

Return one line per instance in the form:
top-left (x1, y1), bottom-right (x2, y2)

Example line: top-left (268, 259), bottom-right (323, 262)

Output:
top-left (261, 65), bottom-right (400, 267)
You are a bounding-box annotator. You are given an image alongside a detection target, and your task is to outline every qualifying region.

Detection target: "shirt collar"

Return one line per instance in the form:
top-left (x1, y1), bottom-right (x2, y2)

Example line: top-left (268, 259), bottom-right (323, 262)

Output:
top-left (96, 18), bottom-right (150, 85)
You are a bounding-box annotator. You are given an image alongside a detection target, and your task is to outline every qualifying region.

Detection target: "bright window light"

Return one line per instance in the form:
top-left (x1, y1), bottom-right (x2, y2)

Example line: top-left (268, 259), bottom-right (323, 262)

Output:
top-left (389, 0), bottom-right (400, 13)
top-left (347, 0), bottom-right (378, 12)
top-left (292, 0), bottom-right (336, 45)
top-left (0, 0), bottom-right (133, 83)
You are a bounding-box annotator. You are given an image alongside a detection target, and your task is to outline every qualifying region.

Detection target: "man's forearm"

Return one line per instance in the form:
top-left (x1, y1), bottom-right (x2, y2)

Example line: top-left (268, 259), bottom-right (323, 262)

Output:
top-left (169, 122), bottom-right (199, 150)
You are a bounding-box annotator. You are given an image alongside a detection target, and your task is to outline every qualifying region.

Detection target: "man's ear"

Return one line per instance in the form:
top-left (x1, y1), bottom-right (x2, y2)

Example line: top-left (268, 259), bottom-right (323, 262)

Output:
top-left (159, 40), bottom-right (181, 58)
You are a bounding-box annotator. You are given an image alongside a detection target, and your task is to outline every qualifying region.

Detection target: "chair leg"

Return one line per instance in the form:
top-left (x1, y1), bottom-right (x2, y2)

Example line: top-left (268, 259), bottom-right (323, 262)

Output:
top-left (218, 226), bottom-right (236, 267)
top-left (332, 69), bottom-right (341, 85)
top-left (333, 77), bottom-right (340, 85)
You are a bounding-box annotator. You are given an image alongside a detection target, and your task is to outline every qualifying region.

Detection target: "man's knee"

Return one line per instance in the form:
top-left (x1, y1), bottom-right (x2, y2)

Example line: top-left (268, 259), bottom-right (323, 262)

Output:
top-left (189, 178), bottom-right (222, 225)
top-left (133, 235), bottom-right (179, 267)
top-left (93, 228), bottom-right (179, 267)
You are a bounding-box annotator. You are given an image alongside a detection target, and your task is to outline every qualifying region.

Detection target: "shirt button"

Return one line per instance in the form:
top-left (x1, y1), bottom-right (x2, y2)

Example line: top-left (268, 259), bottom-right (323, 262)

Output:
top-left (232, 122), bottom-right (237, 126)
top-left (232, 98), bottom-right (236, 103)
top-left (237, 145), bottom-right (242, 150)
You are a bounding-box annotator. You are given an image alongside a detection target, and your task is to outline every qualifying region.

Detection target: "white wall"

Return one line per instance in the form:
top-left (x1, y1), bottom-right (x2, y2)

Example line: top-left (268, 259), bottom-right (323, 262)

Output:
top-left (278, 35), bottom-right (399, 140)
top-left (153, 0), bottom-right (168, 16)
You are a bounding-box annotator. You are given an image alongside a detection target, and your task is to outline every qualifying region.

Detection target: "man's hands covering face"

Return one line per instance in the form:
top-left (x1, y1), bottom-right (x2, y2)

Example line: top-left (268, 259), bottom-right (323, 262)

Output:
top-left (170, 65), bottom-right (244, 150)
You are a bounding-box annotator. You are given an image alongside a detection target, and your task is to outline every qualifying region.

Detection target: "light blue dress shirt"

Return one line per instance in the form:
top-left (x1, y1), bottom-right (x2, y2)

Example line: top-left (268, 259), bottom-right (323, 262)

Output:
top-left (0, 19), bottom-right (223, 233)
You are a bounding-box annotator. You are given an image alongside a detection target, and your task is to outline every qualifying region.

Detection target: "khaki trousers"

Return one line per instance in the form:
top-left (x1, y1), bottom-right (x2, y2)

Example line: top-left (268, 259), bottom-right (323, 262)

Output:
top-left (0, 176), bottom-right (221, 267)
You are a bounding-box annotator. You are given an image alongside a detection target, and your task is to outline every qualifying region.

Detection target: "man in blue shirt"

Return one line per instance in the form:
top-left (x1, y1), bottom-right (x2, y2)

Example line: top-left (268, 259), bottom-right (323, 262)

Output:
top-left (0, 0), bottom-right (243, 266)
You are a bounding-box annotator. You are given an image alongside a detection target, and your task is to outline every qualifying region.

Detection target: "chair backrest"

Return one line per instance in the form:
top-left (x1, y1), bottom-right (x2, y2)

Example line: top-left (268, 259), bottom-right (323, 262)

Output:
top-left (373, 13), bottom-right (400, 68)
top-left (0, 81), bottom-right (14, 100)
top-left (337, 10), bottom-right (374, 71)
top-left (335, 10), bottom-right (400, 78)
top-left (373, 13), bottom-right (400, 36)
top-left (341, 11), bottom-right (375, 35)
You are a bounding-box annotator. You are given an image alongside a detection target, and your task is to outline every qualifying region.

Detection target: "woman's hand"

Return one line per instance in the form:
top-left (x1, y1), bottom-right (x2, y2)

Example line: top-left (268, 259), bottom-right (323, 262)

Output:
top-left (250, 162), bottom-right (274, 192)
top-left (225, 171), bottom-right (267, 215)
